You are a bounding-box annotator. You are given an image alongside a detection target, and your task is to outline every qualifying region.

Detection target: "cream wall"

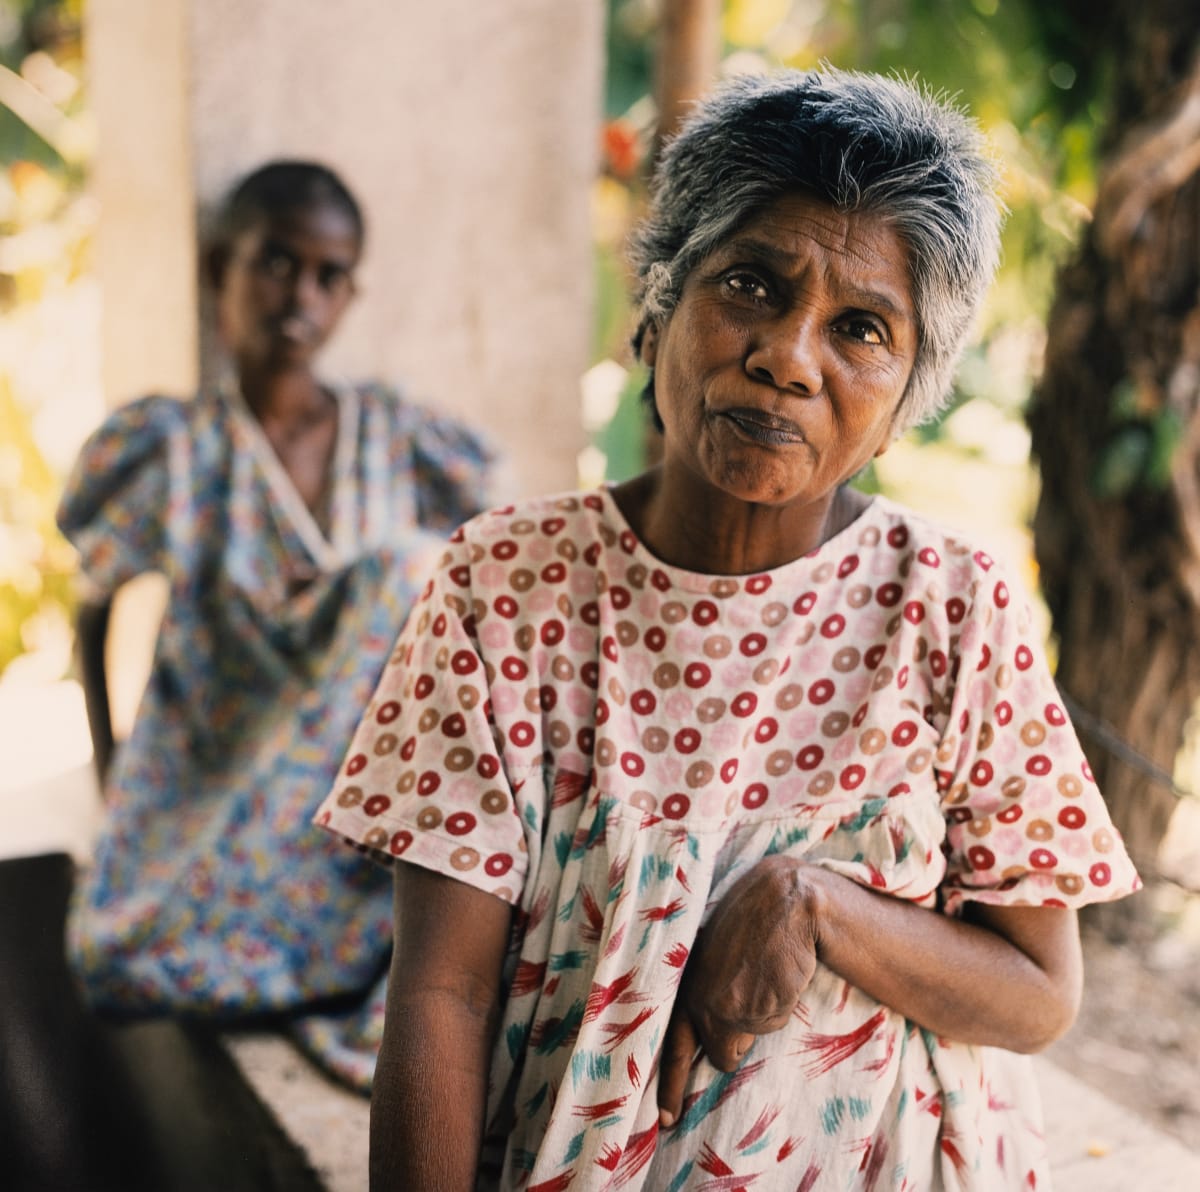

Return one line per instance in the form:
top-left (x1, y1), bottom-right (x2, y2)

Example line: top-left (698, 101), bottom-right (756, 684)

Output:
top-left (87, 0), bottom-right (603, 497)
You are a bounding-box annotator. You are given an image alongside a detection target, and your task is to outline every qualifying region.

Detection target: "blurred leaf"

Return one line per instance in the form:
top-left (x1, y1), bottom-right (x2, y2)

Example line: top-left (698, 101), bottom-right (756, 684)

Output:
top-left (1092, 426), bottom-right (1151, 499)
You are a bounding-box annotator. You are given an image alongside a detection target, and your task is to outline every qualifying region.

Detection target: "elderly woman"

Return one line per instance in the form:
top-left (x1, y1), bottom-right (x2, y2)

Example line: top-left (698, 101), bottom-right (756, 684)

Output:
top-left (316, 69), bottom-right (1138, 1188)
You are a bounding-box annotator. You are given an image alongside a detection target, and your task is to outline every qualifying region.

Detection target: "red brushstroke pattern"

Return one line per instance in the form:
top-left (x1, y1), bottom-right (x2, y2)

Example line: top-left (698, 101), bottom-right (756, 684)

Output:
top-left (799, 1009), bottom-right (886, 1078)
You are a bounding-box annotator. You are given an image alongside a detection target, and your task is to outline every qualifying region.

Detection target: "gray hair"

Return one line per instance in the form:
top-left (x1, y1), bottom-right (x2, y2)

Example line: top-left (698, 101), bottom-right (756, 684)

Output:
top-left (629, 67), bottom-right (1004, 435)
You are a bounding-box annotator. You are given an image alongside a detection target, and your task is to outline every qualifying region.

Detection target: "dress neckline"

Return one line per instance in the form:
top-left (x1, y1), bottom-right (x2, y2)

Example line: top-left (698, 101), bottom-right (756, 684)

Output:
top-left (597, 483), bottom-right (887, 594)
top-left (222, 380), bottom-right (361, 569)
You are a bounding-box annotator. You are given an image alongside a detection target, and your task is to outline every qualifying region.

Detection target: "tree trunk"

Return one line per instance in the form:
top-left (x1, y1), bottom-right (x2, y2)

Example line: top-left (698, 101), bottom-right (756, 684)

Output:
top-left (1028, 1), bottom-right (1200, 929)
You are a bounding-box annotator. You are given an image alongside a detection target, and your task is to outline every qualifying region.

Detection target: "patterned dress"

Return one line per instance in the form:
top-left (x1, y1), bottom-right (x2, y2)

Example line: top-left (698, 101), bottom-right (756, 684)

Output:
top-left (316, 488), bottom-right (1140, 1187)
top-left (57, 380), bottom-right (493, 1091)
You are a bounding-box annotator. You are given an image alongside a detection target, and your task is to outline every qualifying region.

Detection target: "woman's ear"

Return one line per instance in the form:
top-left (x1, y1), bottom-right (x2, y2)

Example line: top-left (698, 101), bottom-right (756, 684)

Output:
top-left (641, 321), bottom-right (660, 367)
top-left (204, 244), bottom-right (230, 293)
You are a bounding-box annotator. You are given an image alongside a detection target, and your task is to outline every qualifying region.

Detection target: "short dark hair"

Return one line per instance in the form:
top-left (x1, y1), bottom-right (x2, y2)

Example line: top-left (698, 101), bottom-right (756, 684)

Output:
top-left (213, 159), bottom-right (365, 250)
top-left (630, 67), bottom-right (1004, 435)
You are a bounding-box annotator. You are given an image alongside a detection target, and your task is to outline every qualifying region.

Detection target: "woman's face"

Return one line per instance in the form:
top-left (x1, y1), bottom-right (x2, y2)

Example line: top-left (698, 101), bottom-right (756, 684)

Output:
top-left (213, 201), bottom-right (360, 372)
top-left (644, 192), bottom-right (917, 512)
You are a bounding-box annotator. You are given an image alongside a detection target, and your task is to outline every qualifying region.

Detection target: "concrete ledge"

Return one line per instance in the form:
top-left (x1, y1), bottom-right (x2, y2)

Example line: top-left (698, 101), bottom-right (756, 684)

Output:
top-left (222, 1033), bottom-right (1200, 1191)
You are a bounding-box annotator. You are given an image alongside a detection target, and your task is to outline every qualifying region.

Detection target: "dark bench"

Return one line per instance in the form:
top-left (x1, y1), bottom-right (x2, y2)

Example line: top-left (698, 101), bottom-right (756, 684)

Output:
top-left (0, 852), bottom-right (326, 1191)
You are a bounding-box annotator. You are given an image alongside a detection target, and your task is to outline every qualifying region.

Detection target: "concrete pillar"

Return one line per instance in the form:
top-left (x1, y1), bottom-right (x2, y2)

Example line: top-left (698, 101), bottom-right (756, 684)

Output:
top-left (83, 0), bottom-right (603, 734)
top-left (86, 0), bottom-right (603, 498)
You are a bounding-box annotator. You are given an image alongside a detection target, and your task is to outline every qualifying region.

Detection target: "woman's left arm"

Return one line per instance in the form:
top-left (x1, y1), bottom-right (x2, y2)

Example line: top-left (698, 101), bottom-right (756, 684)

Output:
top-left (807, 862), bottom-right (1082, 1050)
top-left (657, 856), bottom-right (1081, 1125)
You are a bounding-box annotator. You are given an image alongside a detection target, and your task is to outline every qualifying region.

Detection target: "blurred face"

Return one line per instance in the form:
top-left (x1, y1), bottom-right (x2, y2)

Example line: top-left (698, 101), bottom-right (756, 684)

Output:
top-left (644, 192), bottom-right (917, 511)
top-left (214, 201), bottom-right (360, 371)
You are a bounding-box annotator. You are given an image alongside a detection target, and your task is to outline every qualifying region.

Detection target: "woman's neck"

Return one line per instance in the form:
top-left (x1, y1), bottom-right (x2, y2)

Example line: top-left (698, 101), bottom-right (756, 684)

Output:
top-left (237, 366), bottom-right (333, 431)
top-left (611, 468), bottom-right (870, 575)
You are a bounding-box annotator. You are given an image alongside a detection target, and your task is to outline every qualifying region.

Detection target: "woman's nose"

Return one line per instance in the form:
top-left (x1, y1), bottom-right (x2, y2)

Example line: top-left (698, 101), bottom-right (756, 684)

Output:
top-left (744, 310), bottom-right (823, 394)
top-left (292, 268), bottom-right (324, 313)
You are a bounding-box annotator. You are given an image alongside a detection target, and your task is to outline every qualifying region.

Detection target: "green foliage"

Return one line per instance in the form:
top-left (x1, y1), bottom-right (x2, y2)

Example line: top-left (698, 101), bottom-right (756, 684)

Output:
top-left (1092, 380), bottom-right (1183, 499)
top-left (592, 0), bottom-right (1107, 484)
top-left (1, 0), bottom-right (89, 675)
top-left (0, 378), bottom-right (75, 670)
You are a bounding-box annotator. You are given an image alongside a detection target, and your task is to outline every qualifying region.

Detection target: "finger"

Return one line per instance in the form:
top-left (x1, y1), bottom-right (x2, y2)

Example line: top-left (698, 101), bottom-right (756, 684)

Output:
top-left (658, 1008), bottom-right (700, 1128)
top-left (703, 1027), bottom-right (756, 1073)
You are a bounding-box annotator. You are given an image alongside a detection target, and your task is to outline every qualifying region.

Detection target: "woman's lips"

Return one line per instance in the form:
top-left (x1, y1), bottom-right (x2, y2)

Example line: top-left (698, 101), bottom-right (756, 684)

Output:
top-left (276, 315), bottom-right (318, 344)
top-left (718, 407), bottom-right (806, 445)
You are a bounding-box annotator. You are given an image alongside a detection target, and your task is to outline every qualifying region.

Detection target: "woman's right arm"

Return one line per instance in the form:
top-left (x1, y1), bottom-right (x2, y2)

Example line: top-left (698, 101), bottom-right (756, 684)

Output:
top-left (371, 862), bottom-right (513, 1192)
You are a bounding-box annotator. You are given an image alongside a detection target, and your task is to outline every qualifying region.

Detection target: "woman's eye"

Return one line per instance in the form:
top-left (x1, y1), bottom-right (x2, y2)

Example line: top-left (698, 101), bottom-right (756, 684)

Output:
top-left (724, 272), bottom-right (771, 302)
top-left (841, 316), bottom-right (885, 345)
top-left (319, 265), bottom-right (352, 293)
top-left (259, 251), bottom-right (294, 281)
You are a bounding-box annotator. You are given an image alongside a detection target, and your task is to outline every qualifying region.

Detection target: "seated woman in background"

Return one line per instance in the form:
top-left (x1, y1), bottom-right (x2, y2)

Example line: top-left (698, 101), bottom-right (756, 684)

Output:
top-left (57, 159), bottom-right (496, 1091)
top-left (319, 69), bottom-right (1141, 1188)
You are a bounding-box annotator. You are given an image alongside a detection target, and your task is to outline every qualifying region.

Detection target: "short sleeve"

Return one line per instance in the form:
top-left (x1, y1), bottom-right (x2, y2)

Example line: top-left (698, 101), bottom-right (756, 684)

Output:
top-left (937, 556), bottom-right (1140, 914)
top-left (407, 406), bottom-right (497, 533)
top-left (56, 396), bottom-right (181, 597)
top-left (314, 533), bottom-right (528, 905)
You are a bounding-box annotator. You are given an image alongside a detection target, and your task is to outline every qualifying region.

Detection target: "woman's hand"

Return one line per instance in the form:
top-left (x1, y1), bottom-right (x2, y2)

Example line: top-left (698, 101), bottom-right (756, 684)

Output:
top-left (658, 855), bottom-right (821, 1127)
top-left (656, 855), bottom-right (1084, 1130)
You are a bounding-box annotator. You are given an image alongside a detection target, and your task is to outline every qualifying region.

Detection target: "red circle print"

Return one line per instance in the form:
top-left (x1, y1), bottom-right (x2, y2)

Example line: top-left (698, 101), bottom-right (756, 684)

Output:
top-left (485, 853), bottom-right (514, 877)
top-left (742, 783), bottom-right (768, 809)
top-left (376, 701), bottom-right (400, 724)
top-left (821, 614), bottom-right (846, 638)
top-left (620, 752), bottom-right (645, 777)
top-left (446, 812), bottom-right (477, 836)
top-left (731, 692), bottom-right (757, 718)
top-left (631, 689), bottom-right (657, 715)
top-left (363, 794), bottom-right (391, 816)
top-left (876, 583), bottom-right (902, 608)
top-left (968, 845), bottom-right (995, 870)
top-left (809, 680), bottom-right (834, 704)
top-left (1058, 806), bottom-right (1087, 830)
top-left (389, 830), bottom-right (413, 856)
top-left (663, 793), bottom-right (690, 819)
top-left (684, 663), bottom-right (711, 689)
top-left (740, 633), bottom-right (767, 657)
top-left (797, 744), bottom-right (824, 770)
top-left (417, 771), bottom-right (442, 796)
top-left (345, 753), bottom-right (367, 776)
top-left (840, 765), bottom-right (865, 790)
top-left (1089, 862), bottom-right (1112, 886)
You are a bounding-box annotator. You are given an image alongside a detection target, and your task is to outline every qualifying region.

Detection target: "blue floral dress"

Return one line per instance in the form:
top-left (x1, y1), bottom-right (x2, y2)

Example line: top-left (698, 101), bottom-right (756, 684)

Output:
top-left (57, 380), bottom-right (494, 1090)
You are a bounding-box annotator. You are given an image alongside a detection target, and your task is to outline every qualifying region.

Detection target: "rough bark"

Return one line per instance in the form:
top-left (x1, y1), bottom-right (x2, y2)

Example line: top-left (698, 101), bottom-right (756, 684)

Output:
top-left (1028, 2), bottom-right (1200, 918)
